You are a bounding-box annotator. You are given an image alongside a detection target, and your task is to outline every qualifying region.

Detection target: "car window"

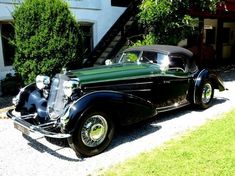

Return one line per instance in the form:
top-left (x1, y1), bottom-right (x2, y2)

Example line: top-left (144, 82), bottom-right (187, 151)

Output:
top-left (188, 55), bottom-right (198, 73)
top-left (157, 53), bottom-right (169, 65)
top-left (141, 51), bottom-right (171, 66)
top-left (156, 54), bottom-right (187, 72)
top-left (168, 56), bottom-right (186, 72)
top-left (141, 51), bottom-right (158, 63)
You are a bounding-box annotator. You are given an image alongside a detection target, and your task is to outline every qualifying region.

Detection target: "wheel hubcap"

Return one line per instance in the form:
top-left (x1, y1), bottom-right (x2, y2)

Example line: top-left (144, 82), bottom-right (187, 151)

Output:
top-left (81, 115), bottom-right (108, 147)
top-left (202, 83), bottom-right (212, 104)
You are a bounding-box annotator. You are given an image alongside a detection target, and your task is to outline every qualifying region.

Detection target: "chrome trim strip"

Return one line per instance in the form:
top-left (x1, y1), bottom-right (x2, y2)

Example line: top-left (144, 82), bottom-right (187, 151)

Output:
top-left (84, 81), bottom-right (154, 90)
top-left (157, 101), bottom-right (190, 113)
top-left (123, 89), bottom-right (152, 92)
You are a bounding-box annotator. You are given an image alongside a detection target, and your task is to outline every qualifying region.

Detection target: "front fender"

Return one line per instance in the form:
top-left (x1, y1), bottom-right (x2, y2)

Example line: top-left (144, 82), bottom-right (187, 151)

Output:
top-left (14, 84), bottom-right (48, 123)
top-left (63, 91), bottom-right (157, 133)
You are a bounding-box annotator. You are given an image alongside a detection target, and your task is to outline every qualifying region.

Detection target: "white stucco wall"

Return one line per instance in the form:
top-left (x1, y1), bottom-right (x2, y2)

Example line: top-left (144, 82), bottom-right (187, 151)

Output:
top-left (70, 0), bottom-right (125, 46)
top-left (0, 0), bottom-right (126, 80)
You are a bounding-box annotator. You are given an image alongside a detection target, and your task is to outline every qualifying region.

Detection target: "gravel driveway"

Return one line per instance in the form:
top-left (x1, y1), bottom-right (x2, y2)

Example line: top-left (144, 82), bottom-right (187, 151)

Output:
top-left (1, 69), bottom-right (235, 176)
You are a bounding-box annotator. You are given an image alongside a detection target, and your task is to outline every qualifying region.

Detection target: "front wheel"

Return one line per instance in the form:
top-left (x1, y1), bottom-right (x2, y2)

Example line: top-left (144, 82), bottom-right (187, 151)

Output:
top-left (197, 80), bottom-right (214, 109)
top-left (68, 111), bottom-right (115, 157)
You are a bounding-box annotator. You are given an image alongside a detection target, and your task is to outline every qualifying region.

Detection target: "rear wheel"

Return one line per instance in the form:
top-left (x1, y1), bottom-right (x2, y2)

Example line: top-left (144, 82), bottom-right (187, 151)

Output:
top-left (68, 110), bottom-right (115, 157)
top-left (197, 80), bottom-right (214, 109)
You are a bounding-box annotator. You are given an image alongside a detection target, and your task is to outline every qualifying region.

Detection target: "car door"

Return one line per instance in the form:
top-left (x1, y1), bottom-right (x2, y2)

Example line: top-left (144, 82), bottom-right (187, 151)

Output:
top-left (162, 54), bottom-right (190, 106)
top-left (151, 53), bottom-right (190, 108)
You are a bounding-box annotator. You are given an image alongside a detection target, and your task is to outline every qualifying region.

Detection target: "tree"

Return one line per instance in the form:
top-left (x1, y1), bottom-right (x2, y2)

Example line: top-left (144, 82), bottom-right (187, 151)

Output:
top-left (135, 0), bottom-right (221, 46)
top-left (12, 0), bottom-right (84, 84)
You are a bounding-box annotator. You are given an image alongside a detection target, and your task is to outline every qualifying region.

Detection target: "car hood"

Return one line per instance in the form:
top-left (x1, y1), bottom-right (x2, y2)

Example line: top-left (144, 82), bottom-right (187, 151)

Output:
top-left (69, 63), bottom-right (161, 84)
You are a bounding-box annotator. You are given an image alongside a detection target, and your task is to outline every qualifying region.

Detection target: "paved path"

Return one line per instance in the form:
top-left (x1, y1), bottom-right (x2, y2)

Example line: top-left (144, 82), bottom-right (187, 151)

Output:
top-left (0, 70), bottom-right (235, 176)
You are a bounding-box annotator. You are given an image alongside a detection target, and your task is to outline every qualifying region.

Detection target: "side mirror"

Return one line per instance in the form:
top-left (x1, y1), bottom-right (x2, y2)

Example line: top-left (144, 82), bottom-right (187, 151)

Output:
top-left (105, 59), bottom-right (112, 65)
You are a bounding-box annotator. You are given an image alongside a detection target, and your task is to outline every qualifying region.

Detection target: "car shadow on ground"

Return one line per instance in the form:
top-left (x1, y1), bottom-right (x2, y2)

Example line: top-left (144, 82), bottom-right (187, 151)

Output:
top-left (106, 96), bottom-right (228, 151)
top-left (22, 134), bottom-right (82, 161)
top-left (22, 123), bottom-right (162, 160)
top-left (109, 122), bottom-right (162, 150)
top-left (21, 96), bottom-right (228, 160)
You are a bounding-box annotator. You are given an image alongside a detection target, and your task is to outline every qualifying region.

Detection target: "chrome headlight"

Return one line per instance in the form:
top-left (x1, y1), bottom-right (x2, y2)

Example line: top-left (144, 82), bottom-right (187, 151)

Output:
top-left (63, 79), bottom-right (79, 97)
top-left (36, 75), bottom-right (50, 90)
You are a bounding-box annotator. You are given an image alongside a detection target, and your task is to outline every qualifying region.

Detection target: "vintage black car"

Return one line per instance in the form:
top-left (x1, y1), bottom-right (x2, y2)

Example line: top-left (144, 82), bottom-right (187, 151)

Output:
top-left (7, 45), bottom-right (225, 157)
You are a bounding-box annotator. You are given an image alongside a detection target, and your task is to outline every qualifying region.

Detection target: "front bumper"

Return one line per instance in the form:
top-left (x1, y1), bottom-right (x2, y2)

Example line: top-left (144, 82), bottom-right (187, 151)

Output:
top-left (7, 109), bottom-right (71, 139)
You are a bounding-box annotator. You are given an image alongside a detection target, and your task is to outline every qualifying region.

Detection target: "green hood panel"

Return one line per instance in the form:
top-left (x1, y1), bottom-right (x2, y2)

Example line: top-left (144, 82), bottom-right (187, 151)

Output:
top-left (70, 64), bottom-right (161, 84)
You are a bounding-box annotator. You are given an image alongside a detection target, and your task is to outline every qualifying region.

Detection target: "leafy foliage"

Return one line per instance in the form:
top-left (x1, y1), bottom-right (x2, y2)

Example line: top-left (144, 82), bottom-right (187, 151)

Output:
top-left (131, 33), bottom-right (157, 47)
top-left (12, 0), bottom-right (83, 84)
top-left (136, 0), bottom-right (222, 45)
top-left (192, 0), bottom-right (221, 11)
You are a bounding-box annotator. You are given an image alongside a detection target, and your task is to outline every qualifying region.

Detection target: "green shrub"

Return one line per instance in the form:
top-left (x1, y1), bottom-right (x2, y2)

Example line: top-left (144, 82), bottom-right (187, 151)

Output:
top-left (131, 33), bottom-right (157, 47)
top-left (12, 0), bottom-right (84, 84)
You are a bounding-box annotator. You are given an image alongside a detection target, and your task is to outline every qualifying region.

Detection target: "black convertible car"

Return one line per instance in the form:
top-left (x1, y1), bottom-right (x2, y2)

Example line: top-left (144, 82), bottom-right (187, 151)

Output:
top-left (7, 45), bottom-right (225, 157)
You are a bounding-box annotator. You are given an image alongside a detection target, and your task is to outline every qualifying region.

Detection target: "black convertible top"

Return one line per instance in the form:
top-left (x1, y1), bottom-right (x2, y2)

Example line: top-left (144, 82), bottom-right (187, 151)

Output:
top-left (125, 45), bottom-right (193, 58)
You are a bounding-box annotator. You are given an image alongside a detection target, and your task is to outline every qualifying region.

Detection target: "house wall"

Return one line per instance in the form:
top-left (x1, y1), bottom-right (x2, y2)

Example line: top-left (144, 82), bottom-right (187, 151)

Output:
top-left (204, 19), bottom-right (235, 60)
top-left (203, 19), bottom-right (218, 49)
top-left (0, 2), bottom-right (14, 80)
top-left (223, 22), bottom-right (235, 59)
top-left (0, 0), bottom-right (126, 80)
top-left (70, 1), bottom-right (125, 46)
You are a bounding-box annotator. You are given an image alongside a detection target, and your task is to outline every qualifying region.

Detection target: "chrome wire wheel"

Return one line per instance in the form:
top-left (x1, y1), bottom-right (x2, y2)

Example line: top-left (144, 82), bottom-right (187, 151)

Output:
top-left (81, 115), bottom-right (108, 148)
top-left (68, 110), bottom-right (114, 157)
top-left (201, 83), bottom-right (213, 104)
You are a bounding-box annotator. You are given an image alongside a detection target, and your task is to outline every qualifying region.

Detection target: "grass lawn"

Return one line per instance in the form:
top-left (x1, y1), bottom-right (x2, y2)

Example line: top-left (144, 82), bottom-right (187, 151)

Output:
top-left (102, 109), bottom-right (235, 176)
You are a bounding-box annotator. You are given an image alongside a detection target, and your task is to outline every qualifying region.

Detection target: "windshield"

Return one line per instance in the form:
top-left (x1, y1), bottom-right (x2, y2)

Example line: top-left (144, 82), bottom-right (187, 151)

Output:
top-left (118, 51), bottom-right (141, 63)
top-left (118, 50), bottom-right (169, 65)
top-left (113, 50), bottom-right (191, 72)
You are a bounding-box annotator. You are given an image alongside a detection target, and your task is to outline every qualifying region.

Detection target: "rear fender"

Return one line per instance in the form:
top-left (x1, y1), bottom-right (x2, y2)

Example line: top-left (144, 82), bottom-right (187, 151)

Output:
top-left (194, 69), bottom-right (225, 104)
top-left (209, 73), bottom-right (225, 91)
top-left (63, 91), bottom-right (157, 133)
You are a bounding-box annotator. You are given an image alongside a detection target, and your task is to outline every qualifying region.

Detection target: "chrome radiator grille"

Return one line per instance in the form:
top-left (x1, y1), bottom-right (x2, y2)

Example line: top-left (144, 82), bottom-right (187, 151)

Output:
top-left (47, 74), bottom-right (69, 120)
